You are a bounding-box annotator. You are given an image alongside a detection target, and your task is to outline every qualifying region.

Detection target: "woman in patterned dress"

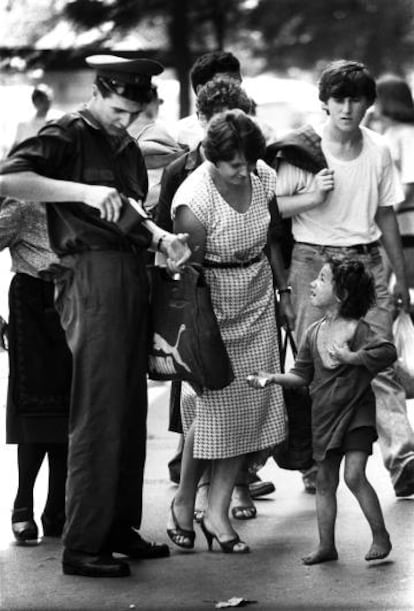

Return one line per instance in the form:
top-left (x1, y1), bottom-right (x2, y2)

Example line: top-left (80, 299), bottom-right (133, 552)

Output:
top-left (166, 110), bottom-right (289, 553)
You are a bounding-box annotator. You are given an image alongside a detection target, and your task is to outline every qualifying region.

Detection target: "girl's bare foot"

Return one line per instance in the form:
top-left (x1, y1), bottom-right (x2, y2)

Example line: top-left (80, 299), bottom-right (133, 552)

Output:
top-left (365, 532), bottom-right (392, 561)
top-left (302, 547), bottom-right (338, 565)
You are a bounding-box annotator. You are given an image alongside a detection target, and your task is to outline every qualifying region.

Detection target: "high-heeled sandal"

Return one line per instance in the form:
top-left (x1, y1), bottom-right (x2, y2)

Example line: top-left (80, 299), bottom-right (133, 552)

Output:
top-left (167, 499), bottom-right (195, 550)
top-left (231, 484), bottom-right (257, 521)
top-left (194, 482), bottom-right (209, 523)
top-left (200, 517), bottom-right (250, 554)
top-left (11, 507), bottom-right (39, 545)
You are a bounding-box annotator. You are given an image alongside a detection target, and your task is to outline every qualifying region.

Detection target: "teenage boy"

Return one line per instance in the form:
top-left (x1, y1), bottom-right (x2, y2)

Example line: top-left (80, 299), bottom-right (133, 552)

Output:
top-left (275, 59), bottom-right (414, 498)
top-left (173, 50), bottom-right (242, 150)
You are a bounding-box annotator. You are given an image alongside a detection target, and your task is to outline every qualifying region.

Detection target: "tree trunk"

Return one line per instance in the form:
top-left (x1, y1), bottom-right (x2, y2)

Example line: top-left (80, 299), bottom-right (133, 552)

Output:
top-left (169, 0), bottom-right (192, 117)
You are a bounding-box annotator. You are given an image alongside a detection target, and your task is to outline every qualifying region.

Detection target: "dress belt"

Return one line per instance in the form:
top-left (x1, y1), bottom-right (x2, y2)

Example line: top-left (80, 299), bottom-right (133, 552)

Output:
top-left (297, 241), bottom-right (380, 255)
top-left (204, 252), bottom-right (264, 269)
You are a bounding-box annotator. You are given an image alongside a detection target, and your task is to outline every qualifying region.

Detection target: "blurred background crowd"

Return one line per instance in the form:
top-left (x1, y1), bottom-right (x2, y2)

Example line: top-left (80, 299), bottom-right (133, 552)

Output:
top-left (1, 0), bottom-right (414, 160)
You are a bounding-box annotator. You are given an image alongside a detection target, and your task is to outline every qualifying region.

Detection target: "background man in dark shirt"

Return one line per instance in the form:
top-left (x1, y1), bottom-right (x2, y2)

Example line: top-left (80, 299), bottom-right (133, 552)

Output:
top-left (0, 55), bottom-right (190, 578)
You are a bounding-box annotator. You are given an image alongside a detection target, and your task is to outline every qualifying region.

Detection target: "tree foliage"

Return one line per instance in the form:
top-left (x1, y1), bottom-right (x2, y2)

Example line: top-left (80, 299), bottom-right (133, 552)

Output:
top-left (4, 0), bottom-right (414, 114)
top-left (63, 0), bottom-right (245, 115)
top-left (248, 0), bottom-right (414, 76)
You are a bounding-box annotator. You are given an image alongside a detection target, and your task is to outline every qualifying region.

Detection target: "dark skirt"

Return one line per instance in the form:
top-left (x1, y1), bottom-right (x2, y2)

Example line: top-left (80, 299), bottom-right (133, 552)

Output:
top-left (6, 273), bottom-right (71, 444)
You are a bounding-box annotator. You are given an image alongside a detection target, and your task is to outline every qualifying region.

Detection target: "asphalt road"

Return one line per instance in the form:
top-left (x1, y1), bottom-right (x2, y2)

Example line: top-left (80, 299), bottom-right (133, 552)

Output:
top-left (0, 358), bottom-right (413, 610)
top-left (0, 249), bottom-right (413, 610)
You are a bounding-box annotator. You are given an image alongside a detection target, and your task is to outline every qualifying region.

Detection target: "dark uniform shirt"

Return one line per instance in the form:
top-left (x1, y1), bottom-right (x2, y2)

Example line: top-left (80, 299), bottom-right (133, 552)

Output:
top-left (1, 108), bottom-right (151, 256)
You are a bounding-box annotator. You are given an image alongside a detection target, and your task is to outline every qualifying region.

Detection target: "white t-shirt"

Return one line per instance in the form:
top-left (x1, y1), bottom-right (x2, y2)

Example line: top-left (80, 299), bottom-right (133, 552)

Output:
top-left (276, 126), bottom-right (404, 246)
top-left (172, 113), bottom-right (204, 150)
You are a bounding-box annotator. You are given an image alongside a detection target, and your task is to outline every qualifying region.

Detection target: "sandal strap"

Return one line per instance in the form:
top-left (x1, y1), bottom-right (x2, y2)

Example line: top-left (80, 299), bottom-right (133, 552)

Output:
top-left (196, 482), bottom-right (210, 490)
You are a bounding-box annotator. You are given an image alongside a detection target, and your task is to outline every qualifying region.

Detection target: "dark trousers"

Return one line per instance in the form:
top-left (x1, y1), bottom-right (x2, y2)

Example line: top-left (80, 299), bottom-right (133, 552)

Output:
top-left (54, 251), bottom-right (149, 554)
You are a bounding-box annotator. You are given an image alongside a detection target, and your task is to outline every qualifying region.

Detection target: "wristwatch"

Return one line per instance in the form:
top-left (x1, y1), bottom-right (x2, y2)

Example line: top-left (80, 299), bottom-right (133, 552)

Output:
top-left (276, 286), bottom-right (292, 296)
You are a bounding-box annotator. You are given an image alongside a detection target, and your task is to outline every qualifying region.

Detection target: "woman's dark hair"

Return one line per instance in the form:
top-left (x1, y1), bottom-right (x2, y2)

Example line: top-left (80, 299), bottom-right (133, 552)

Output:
top-left (203, 109), bottom-right (266, 165)
top-left (318, 60), bottom-right (376, 106)
top-left (190, 51), bottom-right (241, 93)
top-left (196, 77), bottom-right (252, 121)
top-left (327, 256), bottom-right (376, 319)
top-left (376, 74), bottom-right (414, 124)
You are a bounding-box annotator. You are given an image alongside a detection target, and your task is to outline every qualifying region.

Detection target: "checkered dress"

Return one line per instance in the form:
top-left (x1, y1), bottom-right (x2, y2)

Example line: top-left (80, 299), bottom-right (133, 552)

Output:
top-left (171, 160), bottom-right (287, 459)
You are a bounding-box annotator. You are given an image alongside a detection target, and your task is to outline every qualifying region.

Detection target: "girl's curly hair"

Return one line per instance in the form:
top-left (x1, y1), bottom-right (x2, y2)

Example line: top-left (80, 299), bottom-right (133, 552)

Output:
top-left (327, 256), bottom-right (376, 319)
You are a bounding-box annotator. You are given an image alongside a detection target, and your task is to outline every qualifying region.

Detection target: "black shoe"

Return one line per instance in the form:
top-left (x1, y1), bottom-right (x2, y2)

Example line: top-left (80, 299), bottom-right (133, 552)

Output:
top-left (110, 527), bottom-right (170, 559)
top-left (62, 548), bottom-right (130, 578)
top-left (248, 479), bottom-right (276, 499)
top-left (394, 460), bottom-right (414, 497)
top-left (41, 511), bottom-right (65, 537)
top-left (11, 507), bottom-right (39, 545)
top-left (168, 455), bottom-right (182, 485)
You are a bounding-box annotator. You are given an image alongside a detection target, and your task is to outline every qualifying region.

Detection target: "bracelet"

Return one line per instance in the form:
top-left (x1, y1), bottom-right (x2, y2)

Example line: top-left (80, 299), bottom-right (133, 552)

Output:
top-left (157, 233), bottom-right (168, 252)
top-left (277, 286), bottom-right (292, 296)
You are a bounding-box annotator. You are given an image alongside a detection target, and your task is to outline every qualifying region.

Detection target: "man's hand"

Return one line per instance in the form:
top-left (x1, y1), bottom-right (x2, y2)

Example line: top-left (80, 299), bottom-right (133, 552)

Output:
top-left (278, 293), bottom-right (296, 329)
top-left (164, 233), bottom-right (191, 274)
top-left (313, 168), bottom-right (335, 205)
top-left (83, 185), bottom-right (123, 222)
top-left (393, 281), bottom-right (411, 312)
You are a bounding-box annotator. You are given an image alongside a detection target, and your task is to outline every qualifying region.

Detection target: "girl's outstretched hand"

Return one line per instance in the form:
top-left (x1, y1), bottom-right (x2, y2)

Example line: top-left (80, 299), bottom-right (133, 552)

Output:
top-left (246, 371), bottom-right (274, 389)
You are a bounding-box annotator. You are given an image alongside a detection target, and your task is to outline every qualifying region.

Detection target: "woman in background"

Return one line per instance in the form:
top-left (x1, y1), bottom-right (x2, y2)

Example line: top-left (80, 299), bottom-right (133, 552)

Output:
top-left (0, 198), bottom-right (71, 544)
top-left (371, 74), bottom-right (414, 286)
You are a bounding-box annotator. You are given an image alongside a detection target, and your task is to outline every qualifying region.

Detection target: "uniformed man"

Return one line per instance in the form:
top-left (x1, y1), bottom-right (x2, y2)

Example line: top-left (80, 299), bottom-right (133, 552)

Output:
top-left (0, 55), bottom-right (191, 577)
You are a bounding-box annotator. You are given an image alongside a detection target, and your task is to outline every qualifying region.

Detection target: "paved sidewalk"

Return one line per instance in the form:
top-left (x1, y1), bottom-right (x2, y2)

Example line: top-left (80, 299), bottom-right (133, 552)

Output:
top-left (0, 351), bottom-right (414, 610)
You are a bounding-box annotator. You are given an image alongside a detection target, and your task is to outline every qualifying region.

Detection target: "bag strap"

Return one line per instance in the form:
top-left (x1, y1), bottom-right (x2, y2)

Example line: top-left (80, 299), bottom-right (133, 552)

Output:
top-left (280, 325), bottom-right (298, 373)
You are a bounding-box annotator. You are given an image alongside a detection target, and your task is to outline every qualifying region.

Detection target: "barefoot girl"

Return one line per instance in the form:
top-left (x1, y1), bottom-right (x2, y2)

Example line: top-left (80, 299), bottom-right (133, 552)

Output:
top-left (248, 257), bottom-right (396, 564)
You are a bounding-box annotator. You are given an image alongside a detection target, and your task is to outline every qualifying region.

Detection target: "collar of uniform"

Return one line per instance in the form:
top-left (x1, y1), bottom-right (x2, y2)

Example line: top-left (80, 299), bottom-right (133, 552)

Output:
top-left (184, 143), bottom-right (203, 170)
top-left (78, 108), bottom-right (136, 150)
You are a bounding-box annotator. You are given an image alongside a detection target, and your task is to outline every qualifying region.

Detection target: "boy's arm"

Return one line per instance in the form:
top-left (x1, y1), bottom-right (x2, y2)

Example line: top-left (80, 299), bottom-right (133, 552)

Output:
top-left (277, 168), bottom-right (334, 218)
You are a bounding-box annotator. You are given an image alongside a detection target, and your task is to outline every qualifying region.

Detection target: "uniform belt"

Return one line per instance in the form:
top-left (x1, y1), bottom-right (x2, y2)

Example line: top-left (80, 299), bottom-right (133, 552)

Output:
top-left (66, 242), bottom-right (140, 255)
top-left (204, 253), bottom-right (263, 269)
top-left (298, 241), bottom-right (380, 255)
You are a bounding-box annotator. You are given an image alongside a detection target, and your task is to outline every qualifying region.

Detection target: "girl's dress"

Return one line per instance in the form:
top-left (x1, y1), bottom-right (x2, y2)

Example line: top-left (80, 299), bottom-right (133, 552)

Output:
top-left (171, 160), bottom-right (286, 459)
top-left (291, 318), bottom-right (397, 462)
